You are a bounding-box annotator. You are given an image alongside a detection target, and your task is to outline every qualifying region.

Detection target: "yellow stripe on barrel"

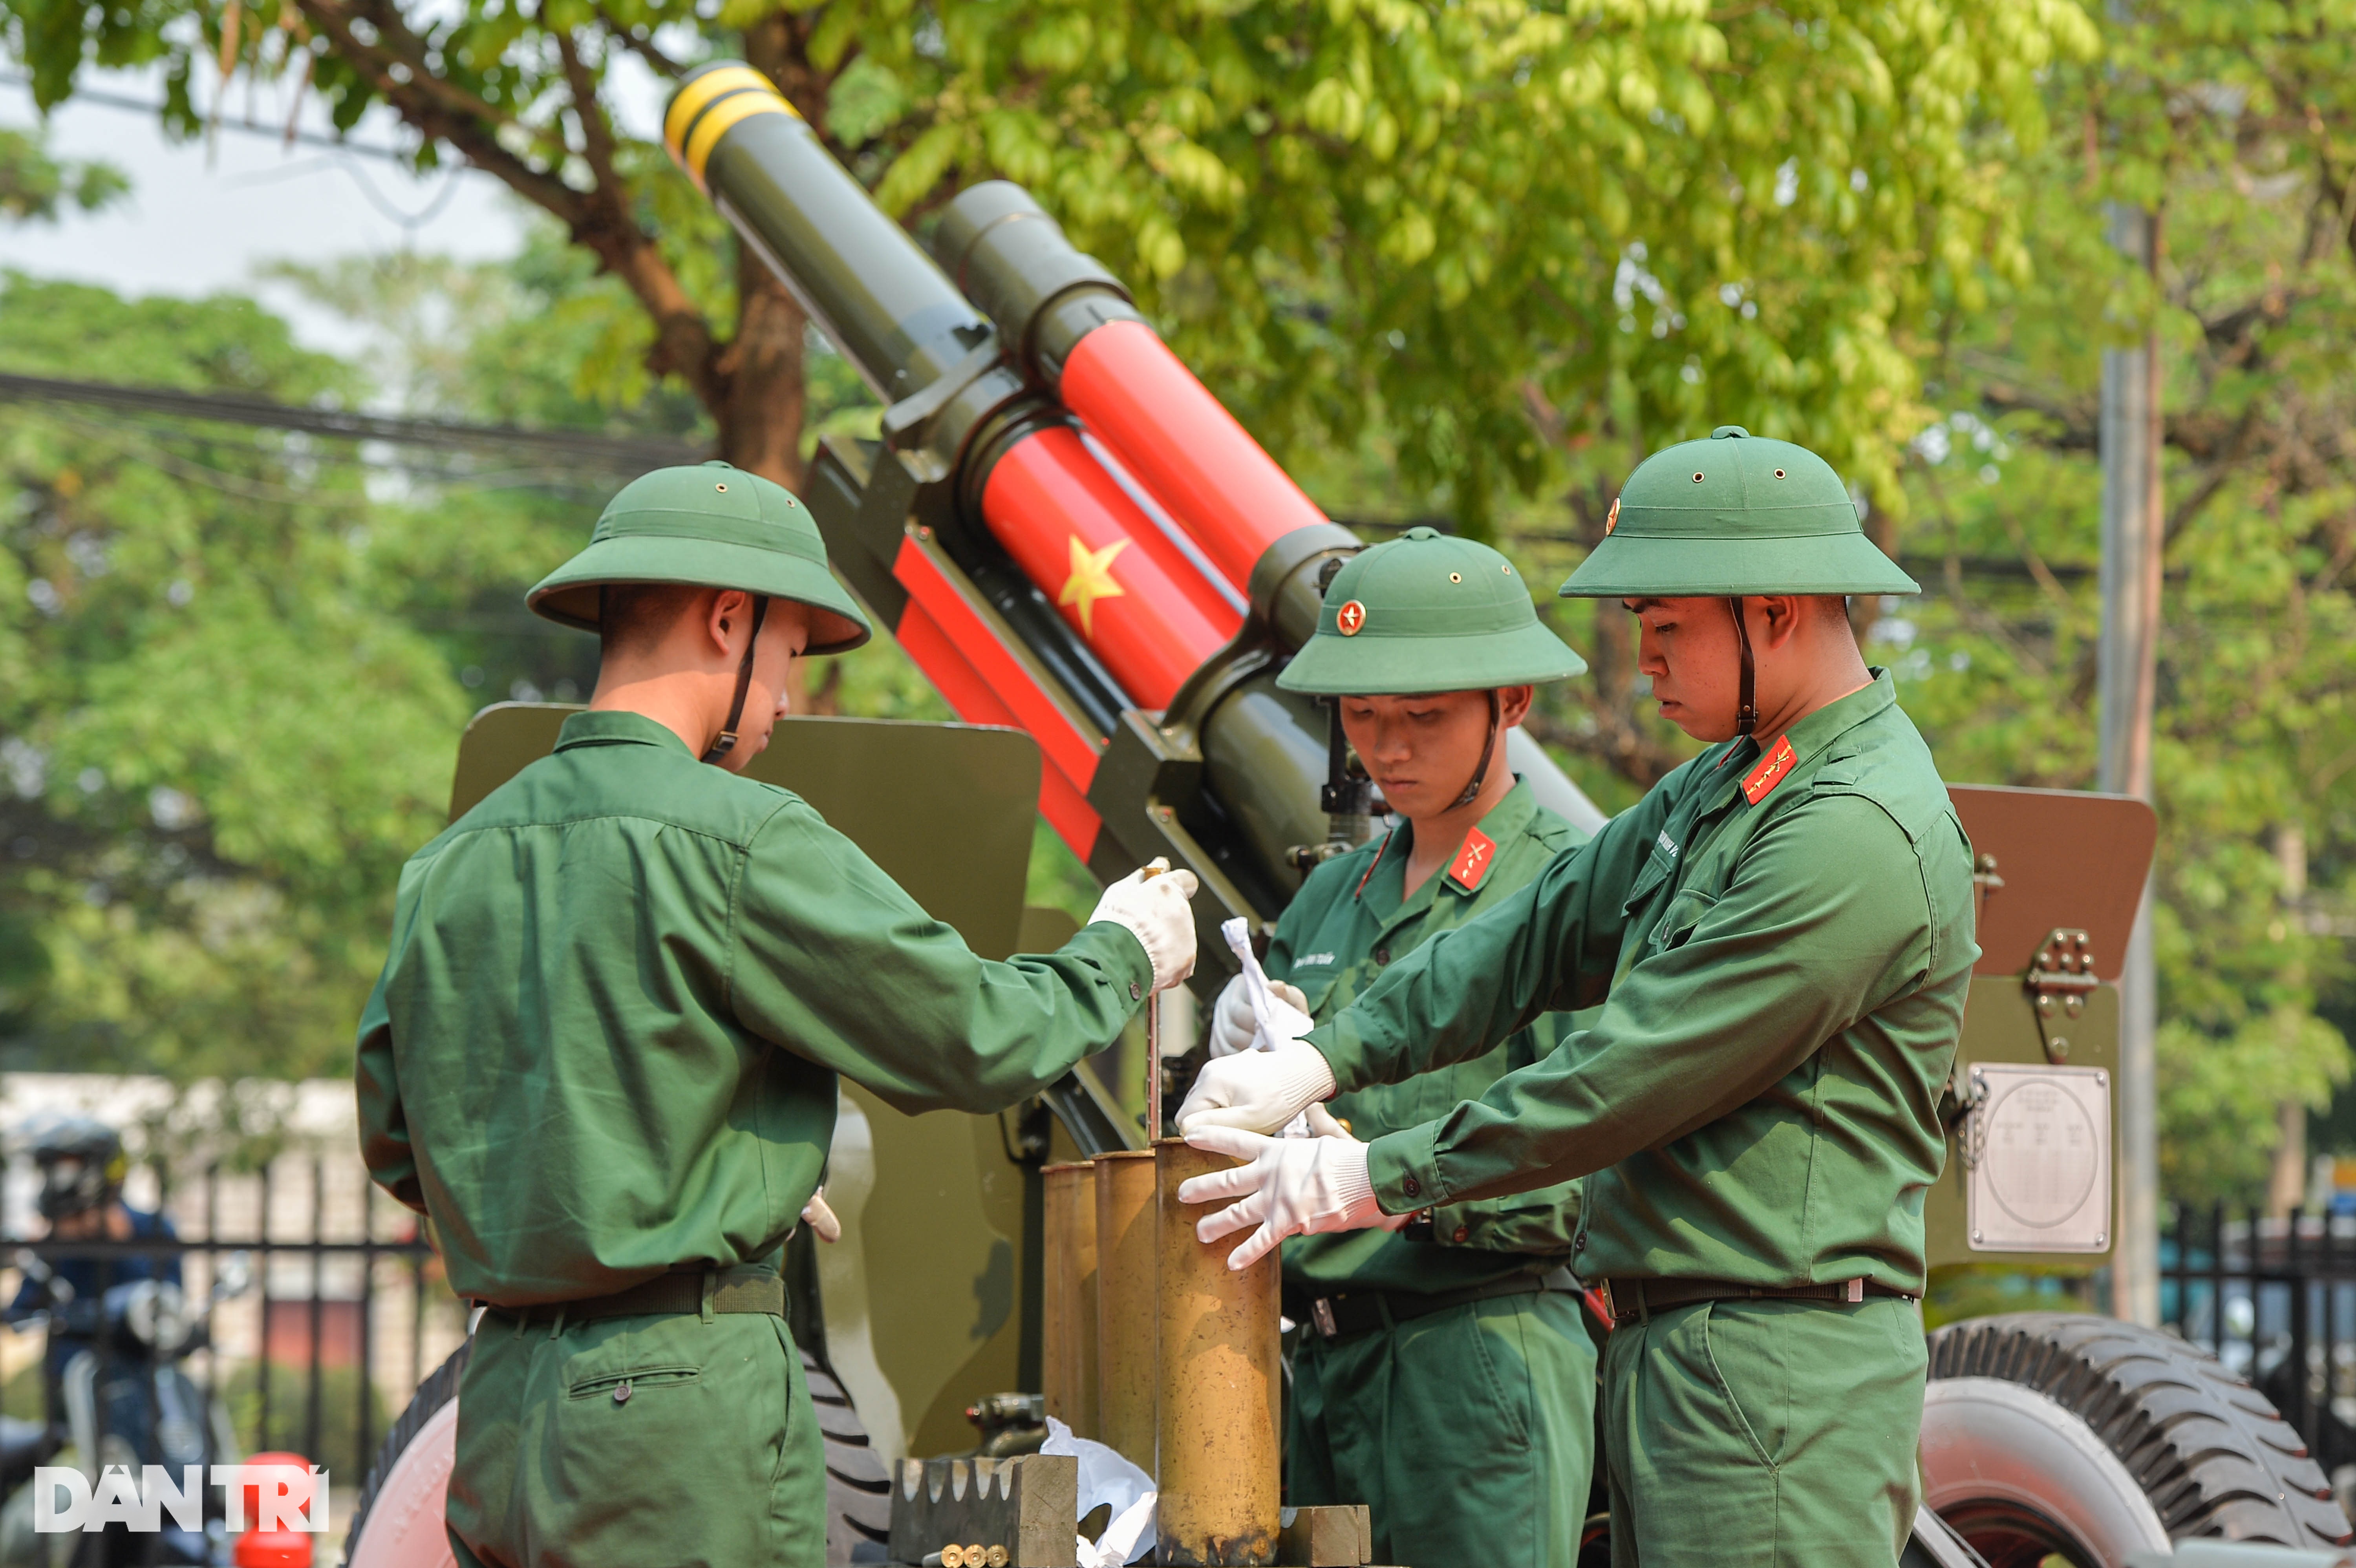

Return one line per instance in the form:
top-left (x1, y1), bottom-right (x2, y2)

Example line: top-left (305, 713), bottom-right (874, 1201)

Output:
top-left (664, 68), bottom-right (803, 188)
top-left (662, 66), bottom-right (771, 158)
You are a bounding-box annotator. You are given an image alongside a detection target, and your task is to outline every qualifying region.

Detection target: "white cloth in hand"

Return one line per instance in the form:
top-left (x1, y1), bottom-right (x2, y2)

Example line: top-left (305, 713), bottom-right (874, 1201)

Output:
top-left (1212, 919), bottom-right (1313, 1060)
top-left (1210, 973), bottom-right (1311, 1059)
top-left (1174, 1044), bottom-right (1336, 1137)
top-left (1177, 1124), bottom-right (1390, 1270)
top-left (1088, 858), bottom-right (1200, 993)
top-left (1212, 919), bottom-right (1315, 1137)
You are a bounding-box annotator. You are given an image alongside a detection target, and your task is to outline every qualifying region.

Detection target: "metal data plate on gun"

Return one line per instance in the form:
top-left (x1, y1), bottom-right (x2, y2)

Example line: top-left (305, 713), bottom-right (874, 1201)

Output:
top-left (1964, 1062), bottom-right (2112, 1253)
top-left (1923, 784), bottom-right (2154, 1271)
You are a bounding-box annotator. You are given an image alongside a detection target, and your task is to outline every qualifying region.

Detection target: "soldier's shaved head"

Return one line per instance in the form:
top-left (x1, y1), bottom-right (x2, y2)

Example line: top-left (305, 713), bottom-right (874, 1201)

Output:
top-left (598, 583), bottom-right (707, 661)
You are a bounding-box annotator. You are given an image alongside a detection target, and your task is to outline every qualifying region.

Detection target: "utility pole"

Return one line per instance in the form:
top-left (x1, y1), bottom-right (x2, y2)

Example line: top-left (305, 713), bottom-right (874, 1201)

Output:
top-left (2098, 191), bottom-right (2164, 1327)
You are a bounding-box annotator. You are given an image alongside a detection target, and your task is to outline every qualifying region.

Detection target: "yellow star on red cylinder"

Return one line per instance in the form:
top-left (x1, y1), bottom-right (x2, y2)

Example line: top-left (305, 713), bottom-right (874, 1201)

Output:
top-left (1059, 535), bottom-right (1129, 637)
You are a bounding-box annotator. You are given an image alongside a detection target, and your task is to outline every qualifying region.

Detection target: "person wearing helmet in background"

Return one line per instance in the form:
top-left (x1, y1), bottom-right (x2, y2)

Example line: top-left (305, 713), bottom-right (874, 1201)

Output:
top-left (355, 461), bottom-right (1200, 1568)
top-left (1206, 527), bottom-right (1596, 1568)
top-left (7, 1117), bottom-right (181, 1379)
top-left (1177, 428), bottom-right (1976, 1568)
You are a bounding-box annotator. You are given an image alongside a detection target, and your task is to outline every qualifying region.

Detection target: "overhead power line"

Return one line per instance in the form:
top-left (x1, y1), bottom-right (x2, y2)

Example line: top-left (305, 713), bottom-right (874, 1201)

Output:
top-left (0, 370), bottom-right (706, 473)
top-left (0, 69), bottom-right (421, 164)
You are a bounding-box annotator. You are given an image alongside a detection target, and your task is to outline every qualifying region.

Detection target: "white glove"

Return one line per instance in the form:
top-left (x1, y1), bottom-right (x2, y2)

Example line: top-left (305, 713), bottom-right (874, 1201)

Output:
top-left (1177, 1125), bottom-right (1392, 1270)
top-left (800, 1188), bottom-right (841, 1243)
top-left (1174, 1044), bottom-right (1336, 1136)
top-left (1210, 973), bottom-right (1309, 1059)
top-left (1088, 858), bottom-right (1200, 993)
top-left (1302, 1102), bottom-right (1353, 1140)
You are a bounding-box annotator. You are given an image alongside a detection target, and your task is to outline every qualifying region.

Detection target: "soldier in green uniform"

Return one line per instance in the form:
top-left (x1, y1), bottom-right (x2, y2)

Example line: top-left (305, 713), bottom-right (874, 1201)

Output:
top-left (355, 462), bottom-right (1200, 1568)
top-left (1176, 428), bottom-right (1976, 1568)
top-left (1213, 528), bottom-right (1595, 1568)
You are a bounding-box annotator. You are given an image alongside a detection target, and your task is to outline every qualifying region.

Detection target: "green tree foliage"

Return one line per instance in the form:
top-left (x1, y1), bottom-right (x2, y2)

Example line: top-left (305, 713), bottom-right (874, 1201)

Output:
top-left (0, 121), bottom-right (125, 222)
top-left (6, 0), bottom-right (2098, 526)
top-left (842, 0), bottom-right (2098, 533)
top-left (1861, 0), bottom-right (2356, 1204)
top-left (0, 274), bottom-right (463, 1079)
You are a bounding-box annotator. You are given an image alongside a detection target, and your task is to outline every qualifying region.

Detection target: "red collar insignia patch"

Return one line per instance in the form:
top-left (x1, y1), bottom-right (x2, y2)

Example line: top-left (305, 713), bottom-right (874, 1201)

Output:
top-left (1449, 828), bottom-right (1497, 891)
top-left (1741, 735), bottom-right (1799, 805)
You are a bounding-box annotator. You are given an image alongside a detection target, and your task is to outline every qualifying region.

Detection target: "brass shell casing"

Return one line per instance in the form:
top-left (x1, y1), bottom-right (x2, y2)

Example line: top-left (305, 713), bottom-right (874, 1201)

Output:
top-left (1093, 1150), bottom-right (1160, 1471)
top-left (1154, 1139), bottom-right (1280, 1566)
top-left (1041, 1161), bottom-right (1101, 1439)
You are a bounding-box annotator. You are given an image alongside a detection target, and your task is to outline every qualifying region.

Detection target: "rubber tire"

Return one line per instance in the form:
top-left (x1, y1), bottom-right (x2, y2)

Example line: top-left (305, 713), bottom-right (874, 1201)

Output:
top-left (1921, 1376), bottom-right (2169, 1567)
top-left (809, 1352), bottom-right (893, 1564)
top-left (1926, 1312), bottom-right (2351, 1554)
top-left (343, 1339), bottom-right (894, 1568)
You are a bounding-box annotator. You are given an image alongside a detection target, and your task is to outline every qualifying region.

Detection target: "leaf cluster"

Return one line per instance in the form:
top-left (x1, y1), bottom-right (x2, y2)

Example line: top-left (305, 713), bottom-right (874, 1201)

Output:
top-left (1880, 0), bottom-right (2356, 1204)
top-left (831, 0), bottom-right (2098, 533)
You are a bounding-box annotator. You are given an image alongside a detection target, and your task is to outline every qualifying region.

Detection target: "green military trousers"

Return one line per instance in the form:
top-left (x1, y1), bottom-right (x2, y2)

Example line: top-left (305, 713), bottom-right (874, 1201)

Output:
top-left (1600, 1296), bottom-right (1923, 1568)
top-left (1287, 1291), bottom-right (1597, 1568)
top-left (446, 1303), bottom-right (825, 1568)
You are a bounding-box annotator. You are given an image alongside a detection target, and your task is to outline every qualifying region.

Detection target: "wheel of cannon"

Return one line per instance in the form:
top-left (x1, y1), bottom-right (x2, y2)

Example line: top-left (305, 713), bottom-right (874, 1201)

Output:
top-left (342, 1338), bottom-right (892, 1567)
top-left (1922, 1311), bottom-right (2351, 1566)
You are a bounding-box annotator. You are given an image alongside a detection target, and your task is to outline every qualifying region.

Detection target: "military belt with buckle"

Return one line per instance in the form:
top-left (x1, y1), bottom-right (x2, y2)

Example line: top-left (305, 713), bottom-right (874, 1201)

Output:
top-left (481, 1264), bottom-right (785, 1325)
top-left (1597, 1275), bottom-right (1917, 1326)
top-left (1292, 1265), bottom-right (1578, 1342)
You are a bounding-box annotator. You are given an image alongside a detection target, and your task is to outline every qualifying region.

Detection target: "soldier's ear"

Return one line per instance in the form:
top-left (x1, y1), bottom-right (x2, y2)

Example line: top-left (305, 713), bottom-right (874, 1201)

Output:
top-left (706, 589), bottom-right (754, 657)
top-left (1496, 686), bottom-right (1535, 727)
top-left (1755, 596), bottom-right (1809, 650)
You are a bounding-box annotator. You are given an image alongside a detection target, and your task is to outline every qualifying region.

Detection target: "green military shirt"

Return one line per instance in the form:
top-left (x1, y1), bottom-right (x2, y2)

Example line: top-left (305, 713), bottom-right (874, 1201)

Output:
top-left (356, 710), bottom-right (1149, 1307)
top-left (1307, 672), bottom-right (1976, 1294)
top-left (1272, 778), bottom-right (1589, 1296)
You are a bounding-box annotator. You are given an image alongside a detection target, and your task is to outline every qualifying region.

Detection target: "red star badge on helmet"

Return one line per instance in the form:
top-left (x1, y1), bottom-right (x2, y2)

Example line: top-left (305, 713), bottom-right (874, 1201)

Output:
top-left (1336, 599), bottom-right (1366, 636)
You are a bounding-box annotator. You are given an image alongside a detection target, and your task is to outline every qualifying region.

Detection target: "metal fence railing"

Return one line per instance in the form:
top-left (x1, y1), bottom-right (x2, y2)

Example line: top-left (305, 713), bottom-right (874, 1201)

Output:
top-left (2162, 1202), bottom-right (2356, 1477)
top-left (0, 1155), bottom-right (464, 1481)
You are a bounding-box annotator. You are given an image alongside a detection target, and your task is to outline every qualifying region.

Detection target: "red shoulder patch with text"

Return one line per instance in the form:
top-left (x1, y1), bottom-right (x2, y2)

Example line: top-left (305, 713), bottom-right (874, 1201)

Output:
top-left (1741, 735), bottom-right (1799, 805)
top-left (1449, 828), bottom-right (1498, 891)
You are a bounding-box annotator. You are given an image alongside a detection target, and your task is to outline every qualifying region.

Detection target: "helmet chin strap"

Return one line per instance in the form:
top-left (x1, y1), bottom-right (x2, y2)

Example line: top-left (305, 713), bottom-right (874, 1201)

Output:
top-left (702, 593), bottom-right (773, 764)
top-left (1727, 596), bottom-right (1758, 738)
top-left (1451, 689), bottom-right (1504, 810)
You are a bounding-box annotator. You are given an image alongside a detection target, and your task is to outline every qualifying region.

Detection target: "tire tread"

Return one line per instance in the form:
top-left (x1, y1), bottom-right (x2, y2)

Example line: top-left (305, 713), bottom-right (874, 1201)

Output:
top-left (1928, 1312), bottom-right (2350, 1547)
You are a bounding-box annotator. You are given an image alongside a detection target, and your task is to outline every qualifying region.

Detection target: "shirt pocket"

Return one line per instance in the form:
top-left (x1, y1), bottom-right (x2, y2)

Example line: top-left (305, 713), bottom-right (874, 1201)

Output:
top-left (1295, 971), bottom-right (1347, 1023)
top-left (1647, 888), bottom-right (1719, 955)
top-left (1619, 851), bottom-right (1673, 918)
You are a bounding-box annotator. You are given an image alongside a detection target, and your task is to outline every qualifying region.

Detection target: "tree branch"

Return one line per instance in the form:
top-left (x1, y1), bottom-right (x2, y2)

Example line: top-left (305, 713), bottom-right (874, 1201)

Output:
top-left (594, 7), bottom-right (686, 80)
top-left (293, 0), bottom-right (584, 223)
top-left (292, 0), bottom-right (725, 418)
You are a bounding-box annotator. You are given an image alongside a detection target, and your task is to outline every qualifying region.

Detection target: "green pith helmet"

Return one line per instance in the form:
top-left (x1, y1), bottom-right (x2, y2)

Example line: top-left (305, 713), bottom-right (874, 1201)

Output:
top-left (1279, 527), bottom-right (1588, 697)
top-left (527, 461), bottom-right (873, 654)
top-left (1557, 427), bottom-right (1918, 599)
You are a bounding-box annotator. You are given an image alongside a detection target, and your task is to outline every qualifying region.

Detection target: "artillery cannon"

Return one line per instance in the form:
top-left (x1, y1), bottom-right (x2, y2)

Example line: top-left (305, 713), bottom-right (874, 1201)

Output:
top-left (337, 62), bottom-right (2349, 1568)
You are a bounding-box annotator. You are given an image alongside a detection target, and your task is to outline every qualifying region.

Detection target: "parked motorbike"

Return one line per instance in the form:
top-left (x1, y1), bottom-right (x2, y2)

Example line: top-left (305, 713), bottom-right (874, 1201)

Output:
top-left (0, 1252), bottom-right (252, 1566)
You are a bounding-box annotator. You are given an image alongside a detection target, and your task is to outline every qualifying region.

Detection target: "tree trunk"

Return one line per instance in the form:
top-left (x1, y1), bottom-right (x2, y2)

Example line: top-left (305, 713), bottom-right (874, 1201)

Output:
top-left (2270, 1101), bottom-right (2307, 1219)
top-left (2268, 821), bottom-right (2312, 1219)
top-left (720, 247), bottom-right (809, 491)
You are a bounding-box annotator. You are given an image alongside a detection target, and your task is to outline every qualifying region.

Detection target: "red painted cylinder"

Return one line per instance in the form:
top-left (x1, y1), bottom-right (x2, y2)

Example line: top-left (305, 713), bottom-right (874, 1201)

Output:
top-left (978, 424), bottom-right (1238, 710)
top-left (1058, 320), bottom-right (1332, 593)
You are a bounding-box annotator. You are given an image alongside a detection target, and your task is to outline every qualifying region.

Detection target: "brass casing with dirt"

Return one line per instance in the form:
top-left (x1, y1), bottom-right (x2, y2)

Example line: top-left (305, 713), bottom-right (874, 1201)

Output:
top-left (1041, 1161), bottom-right (1101, 1440)
top-left (1093, 1150), bottom-right (1160, 1471)
top-left (1154, 1139), bottom-right (1280, 1566)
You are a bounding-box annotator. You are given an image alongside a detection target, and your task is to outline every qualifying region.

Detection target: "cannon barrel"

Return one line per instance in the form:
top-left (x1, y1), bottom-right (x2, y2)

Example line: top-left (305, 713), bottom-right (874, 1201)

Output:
top-left (664, 63), bottom-right (1602, 987)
